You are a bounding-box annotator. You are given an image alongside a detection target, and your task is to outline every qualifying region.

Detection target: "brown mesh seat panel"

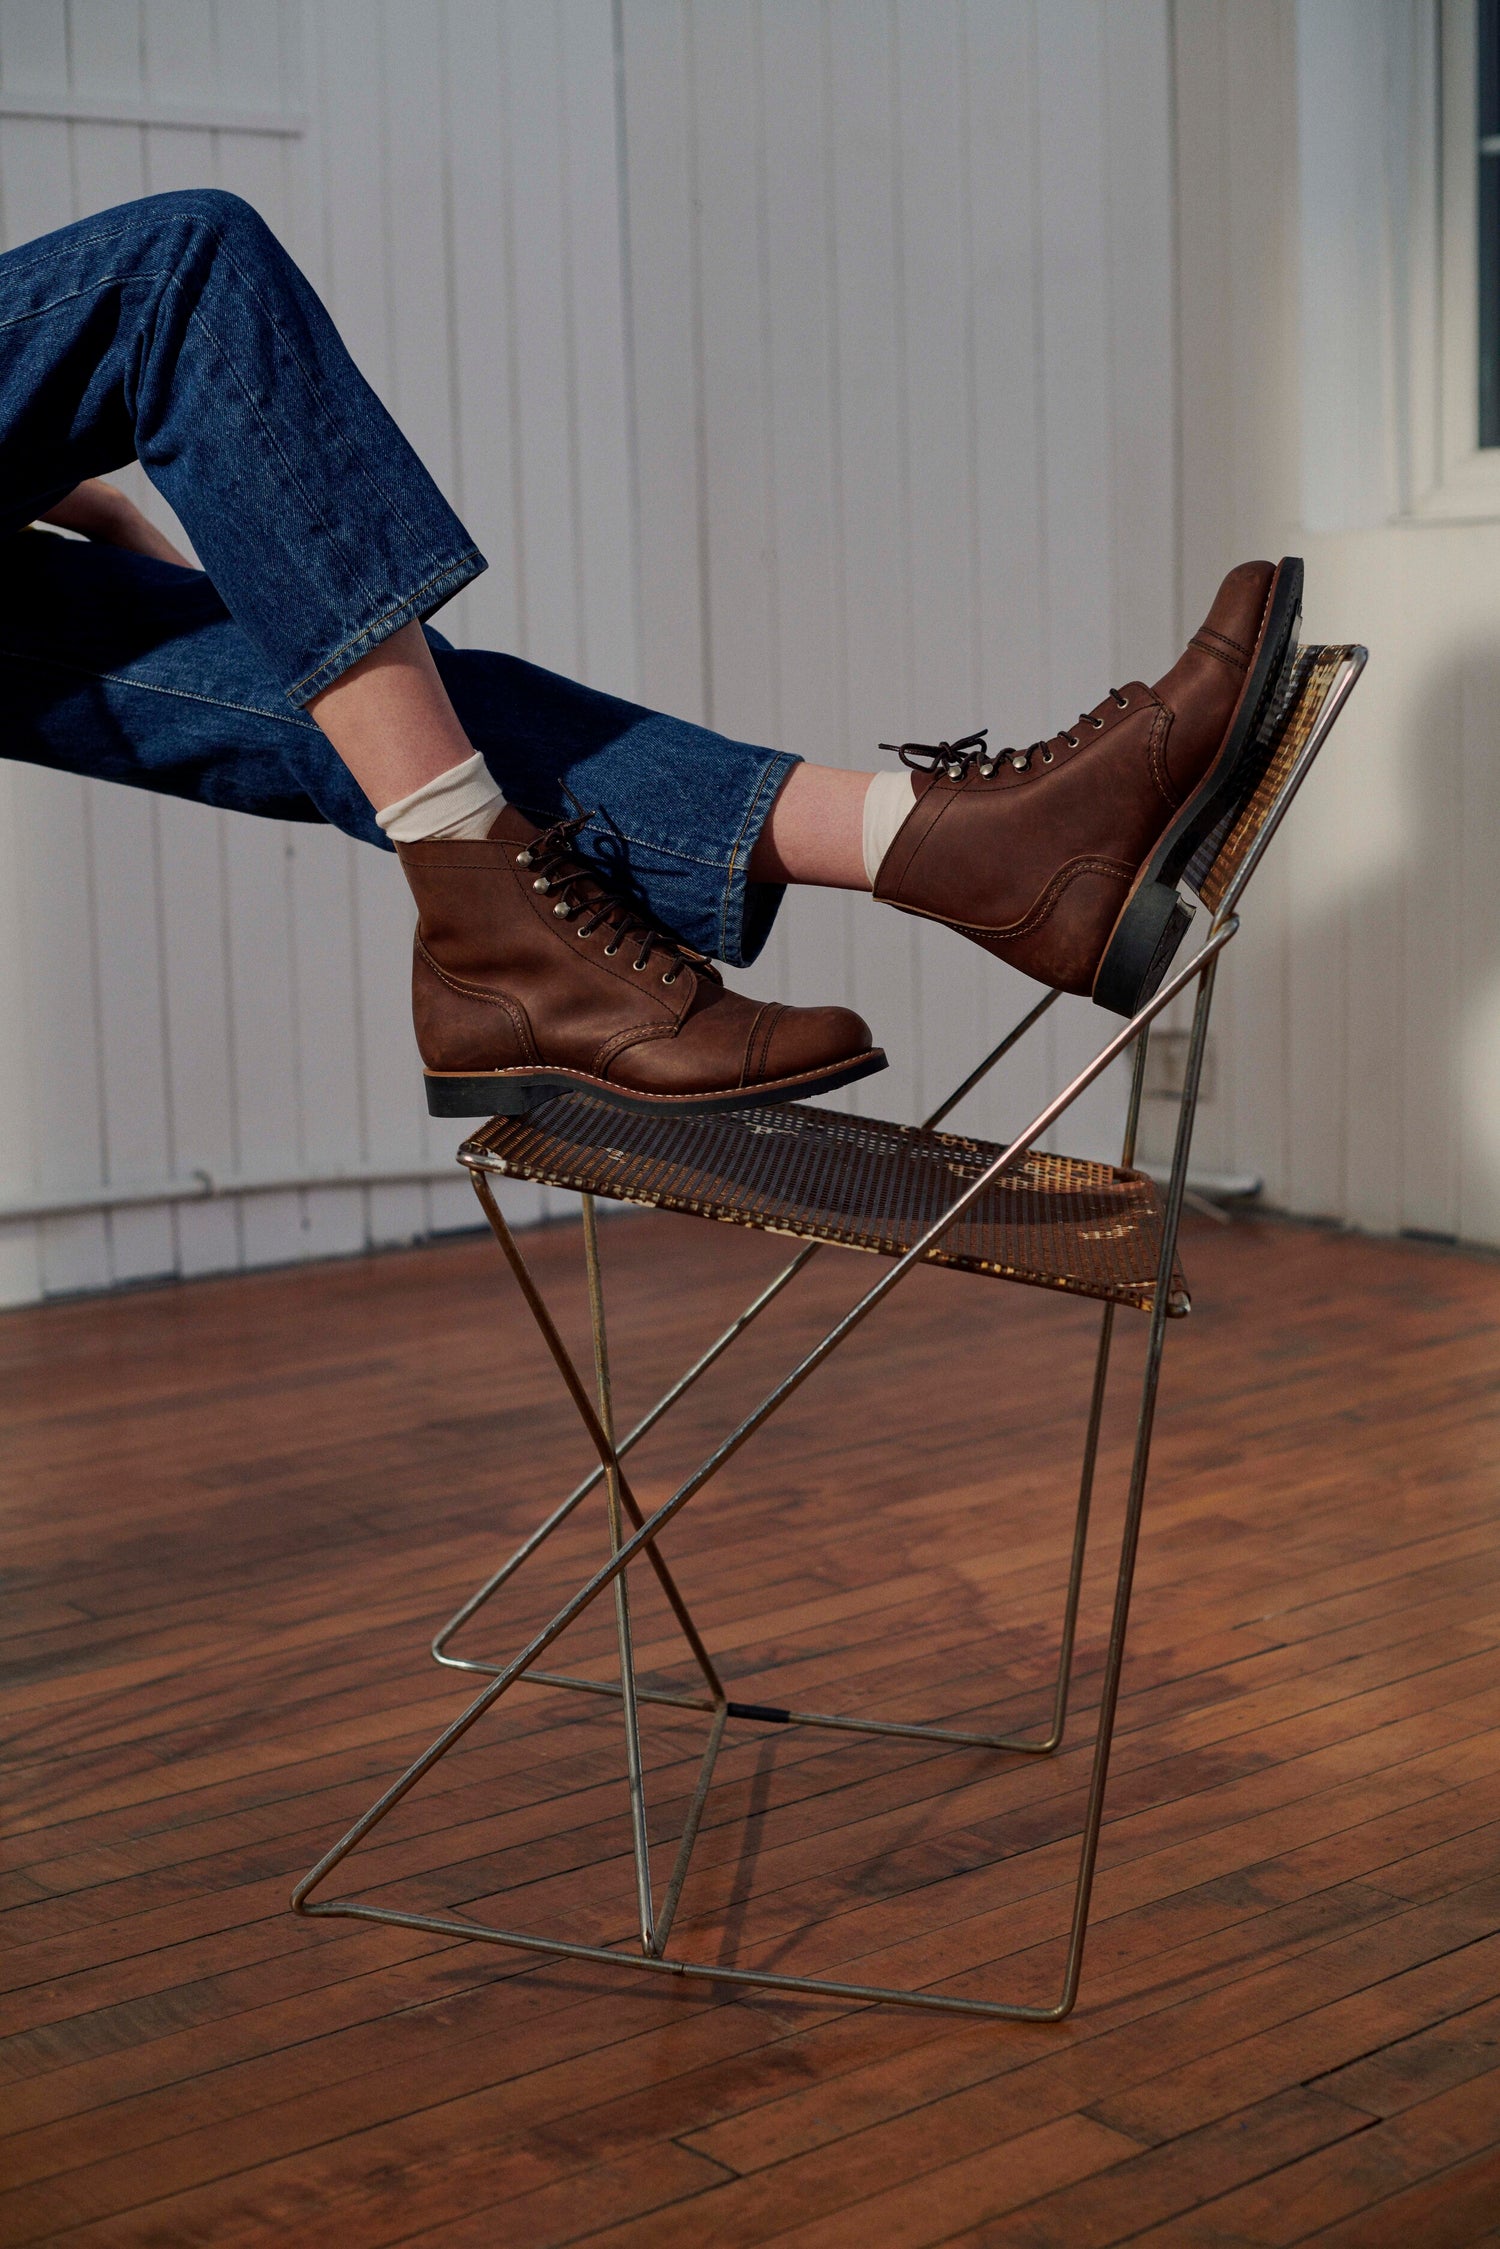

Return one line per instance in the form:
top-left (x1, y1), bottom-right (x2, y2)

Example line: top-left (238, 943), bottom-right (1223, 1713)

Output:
top-left (1192, 645), bottom-right (1357, 912)
top-left (463, 1098), bottom-right (1188, 1314)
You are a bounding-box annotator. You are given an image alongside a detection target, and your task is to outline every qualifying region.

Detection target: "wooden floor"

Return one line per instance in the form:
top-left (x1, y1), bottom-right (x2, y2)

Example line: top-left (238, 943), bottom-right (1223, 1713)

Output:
top-left (4, 1202), bottom-right (1500, 2247)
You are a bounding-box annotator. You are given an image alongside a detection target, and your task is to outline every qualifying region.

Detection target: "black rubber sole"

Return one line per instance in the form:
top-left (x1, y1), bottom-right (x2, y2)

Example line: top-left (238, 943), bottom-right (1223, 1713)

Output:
top-left (1091, 557), bottom-right (1304, 1018)
top-left (424, 1047), bottom-right (888, 1120)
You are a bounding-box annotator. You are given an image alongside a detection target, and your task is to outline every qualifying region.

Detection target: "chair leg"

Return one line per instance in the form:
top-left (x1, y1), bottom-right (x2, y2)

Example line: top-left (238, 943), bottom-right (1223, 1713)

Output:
top-left (1052, 968), bottom-right (1217, 2010)
top-left (582, 1193), bottom-right (657, 1953)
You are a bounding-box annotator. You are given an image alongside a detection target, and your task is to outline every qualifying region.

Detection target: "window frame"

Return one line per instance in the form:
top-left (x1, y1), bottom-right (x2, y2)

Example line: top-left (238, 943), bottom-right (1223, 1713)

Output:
top-left (1417, 0), bottom-right (1500, 513)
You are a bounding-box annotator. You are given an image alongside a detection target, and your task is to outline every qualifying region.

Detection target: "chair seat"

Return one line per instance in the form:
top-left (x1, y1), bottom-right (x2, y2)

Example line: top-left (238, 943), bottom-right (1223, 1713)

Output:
top-left (461, 1094), bottom-right (1189, 1315)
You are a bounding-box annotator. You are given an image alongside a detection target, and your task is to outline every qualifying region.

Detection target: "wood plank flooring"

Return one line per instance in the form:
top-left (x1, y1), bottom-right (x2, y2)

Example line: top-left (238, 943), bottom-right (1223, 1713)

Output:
top-left (4, 1205), bottom-right (1500, 2245)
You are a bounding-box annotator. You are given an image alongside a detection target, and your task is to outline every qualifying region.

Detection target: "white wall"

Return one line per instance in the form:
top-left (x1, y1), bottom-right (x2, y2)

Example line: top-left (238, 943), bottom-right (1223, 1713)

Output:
top-left (621, 0), bottom-right (1175, 1160)
top-left (0, 0), bottom-right (632, 1300)
top-left (0, 0), bottom-right (1176, 1304)
top-left (1164, 0), bottom-right (1500, 1245)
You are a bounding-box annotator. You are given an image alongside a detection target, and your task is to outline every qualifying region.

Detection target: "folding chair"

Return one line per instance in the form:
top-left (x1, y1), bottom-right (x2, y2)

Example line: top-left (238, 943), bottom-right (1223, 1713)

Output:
top-left (294, 634), bottom-right (1365, 2023)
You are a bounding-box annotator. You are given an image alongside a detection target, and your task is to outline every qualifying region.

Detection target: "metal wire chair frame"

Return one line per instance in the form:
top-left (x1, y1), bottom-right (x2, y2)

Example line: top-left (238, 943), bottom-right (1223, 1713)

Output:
top-left (293, 645), bottom-right (1366, 2024)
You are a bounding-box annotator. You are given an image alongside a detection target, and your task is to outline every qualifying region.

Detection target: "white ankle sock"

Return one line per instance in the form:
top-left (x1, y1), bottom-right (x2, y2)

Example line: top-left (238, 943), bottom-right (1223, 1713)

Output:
top-left (375, 752), bottom-right (505, 843)
top-left (861, 769), bottom-right (918, 886)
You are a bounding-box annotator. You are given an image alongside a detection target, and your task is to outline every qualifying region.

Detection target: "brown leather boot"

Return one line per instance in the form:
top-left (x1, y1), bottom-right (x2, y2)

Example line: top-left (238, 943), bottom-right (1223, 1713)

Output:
top-left (872, 557), bottom-right (1303, 1014)
top-left (397, 807), bottom-right (884, 1117)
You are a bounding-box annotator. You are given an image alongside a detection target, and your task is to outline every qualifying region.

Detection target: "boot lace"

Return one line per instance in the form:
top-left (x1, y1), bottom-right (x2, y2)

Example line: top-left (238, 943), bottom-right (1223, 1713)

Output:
top-left (515, 812), bottom-right (718, 988)
top-left (881, 689), bottom-right (1131, 779)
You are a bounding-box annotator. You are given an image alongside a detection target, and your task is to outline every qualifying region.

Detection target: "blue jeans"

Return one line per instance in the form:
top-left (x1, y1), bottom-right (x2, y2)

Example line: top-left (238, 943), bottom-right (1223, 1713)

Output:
top-left (0, 192), bottom-right (794, 965)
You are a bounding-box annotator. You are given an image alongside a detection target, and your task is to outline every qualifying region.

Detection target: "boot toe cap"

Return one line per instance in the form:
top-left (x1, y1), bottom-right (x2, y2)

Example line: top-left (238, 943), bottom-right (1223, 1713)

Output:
top-left (755, 1003), bottom-right (876, 1087)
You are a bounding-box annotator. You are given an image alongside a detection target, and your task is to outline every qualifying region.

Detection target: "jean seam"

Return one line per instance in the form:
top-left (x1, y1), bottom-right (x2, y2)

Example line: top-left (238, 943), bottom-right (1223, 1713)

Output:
top-left (575, 824), bottom-right (727, 874)
top-left (286, 553), bottom-right (483, 702)
top-left (719, 752), bottom-right (796, 960)
top-left (173, 289), bottom-right (391, 617)
top-left (183, 214), bottom-right (439, 544)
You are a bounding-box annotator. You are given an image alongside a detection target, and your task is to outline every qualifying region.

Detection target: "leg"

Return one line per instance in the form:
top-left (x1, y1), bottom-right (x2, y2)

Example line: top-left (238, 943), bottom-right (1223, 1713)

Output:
top-left (0, 191), bottom-right (482, 720)
top-left (0, 186), bottom-right (883, 1111)
top-left (0, 531), bottom-right (880, 1114)
top-left (746, 763), bottom-right (869, 891)
top-left (0, 529), bottom-right (801, 961)
top-left (0, 189), bottom-right (501, 824)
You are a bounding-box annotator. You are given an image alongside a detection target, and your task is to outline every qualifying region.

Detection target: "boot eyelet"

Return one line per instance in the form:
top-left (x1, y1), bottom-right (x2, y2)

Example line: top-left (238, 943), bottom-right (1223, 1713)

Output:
top-left (1112, 690), bottom-right (1129, 709)
top-left (630, 957), bottom-right (649, 972)
top-left (516, 848), bottom-right (534, 867)
top-left (1042, 746), bottom-right (1055, 765)
top-left (1089, 714), bottom-right (1105, 730)
top-left (1009, 752), bottom-right (1029, 771)
top-left (977, 759), bottom-right (996, 779)
top-left (662, 968), bottom-right (680, 986)
top-left (1064, 731), bottom-right (1080, 749)
top-left (603, 941), bottom-right (621, 956)
top-left (532, 876), bottom-right (552, 893)
top-left (554, 900), bottom-right (575, 917)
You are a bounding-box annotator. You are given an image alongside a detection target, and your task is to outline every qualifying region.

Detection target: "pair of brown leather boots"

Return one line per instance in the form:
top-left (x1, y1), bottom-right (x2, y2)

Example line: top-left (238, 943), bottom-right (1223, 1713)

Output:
top-left (398, 559), bottom-right (1301, 1119)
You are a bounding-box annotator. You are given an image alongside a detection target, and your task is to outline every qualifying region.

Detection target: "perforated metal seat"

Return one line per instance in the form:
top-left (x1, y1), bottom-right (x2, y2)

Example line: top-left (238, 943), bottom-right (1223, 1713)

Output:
top-left (465, 1098), bottom-right (1189, 1314)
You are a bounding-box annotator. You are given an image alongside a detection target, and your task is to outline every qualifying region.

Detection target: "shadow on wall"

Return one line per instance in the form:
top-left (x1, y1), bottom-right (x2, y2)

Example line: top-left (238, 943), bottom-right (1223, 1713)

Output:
top-left (1226, 593), bottom-right (1500, 1242)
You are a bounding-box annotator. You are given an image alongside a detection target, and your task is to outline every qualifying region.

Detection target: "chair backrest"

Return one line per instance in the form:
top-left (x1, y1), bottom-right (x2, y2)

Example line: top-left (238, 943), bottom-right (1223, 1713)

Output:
top-left (1191, 643), bottom-right (1365, 922)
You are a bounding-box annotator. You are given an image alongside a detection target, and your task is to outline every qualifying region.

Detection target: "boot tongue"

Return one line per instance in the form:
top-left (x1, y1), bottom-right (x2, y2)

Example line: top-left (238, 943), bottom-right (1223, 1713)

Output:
top-left (485, 803), bottom-right (543, 846)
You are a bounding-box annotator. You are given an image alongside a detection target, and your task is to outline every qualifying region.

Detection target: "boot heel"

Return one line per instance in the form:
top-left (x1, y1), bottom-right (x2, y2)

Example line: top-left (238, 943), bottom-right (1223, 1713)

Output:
top-left (425, 1073), bottom-right (555, 1119)
top-left (1092, 886), bottom-right (1194, 1017)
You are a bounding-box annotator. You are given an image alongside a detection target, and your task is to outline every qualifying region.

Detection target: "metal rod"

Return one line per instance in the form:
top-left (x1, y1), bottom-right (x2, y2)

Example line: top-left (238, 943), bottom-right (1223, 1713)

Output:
top-left (921, 989), bottom-right (1059, 1130)
top-left (650, 1702), bottom-right (729, 1955)
top-left (296, 1899), bottom-right (1072, 2021)
top-left (507, 1668), bottom-right (1089, 1753)
top-left (468, 1171), bottom-right (726, 1702)
top-left (1120, 1025), bottom-right (1150, 1172)
top-left (998, 1029), bottom-right (1148, 1754)
top-left (1052, 956), bottom-right (1221, 2013)
top-left (583, 1195), bottom-right (656, 1951)
top-left (430, 1243), bottom-right (822, 1671)
top-left (295, 924), bottom-right (1231, 1917)
top-left (1021, 1022), bottom-right (1150, 1747)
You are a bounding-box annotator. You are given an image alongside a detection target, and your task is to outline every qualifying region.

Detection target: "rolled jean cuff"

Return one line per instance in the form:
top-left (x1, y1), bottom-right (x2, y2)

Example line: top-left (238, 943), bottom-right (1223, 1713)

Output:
top-left (718, 747), bottom-right (800, 966)
top-left (285, 546), bottom-right (487, 705)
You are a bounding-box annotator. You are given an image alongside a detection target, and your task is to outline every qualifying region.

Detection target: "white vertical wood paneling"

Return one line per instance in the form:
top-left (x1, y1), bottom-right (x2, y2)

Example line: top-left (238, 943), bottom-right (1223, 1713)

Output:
top-left (26, 0), bottom-right (1480, 1288)
top-left (1168, 0), bottom-right (1500, 1253)
top-left (823, 0), bottom-right (919, 1123)
top-left (0, 0), bottom-right (629, 1298)
top-left (618, 0), bottom-right (706, 727)
top-left (623, 0), bottom-right (1171, 1157)
top-left (0, 4), bottom-right (108, 1300)
top-left (758, 0), bottom-right (852, 1047)
top-left (0, 0), bottom-right (1193, 1307)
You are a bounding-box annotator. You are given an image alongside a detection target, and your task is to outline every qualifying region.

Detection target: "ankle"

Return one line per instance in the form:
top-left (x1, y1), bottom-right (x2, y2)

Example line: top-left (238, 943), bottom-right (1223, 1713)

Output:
top-left (376, 751), bottom-right (504, 843)
top-left (861, 769), bottom-right (918, 886)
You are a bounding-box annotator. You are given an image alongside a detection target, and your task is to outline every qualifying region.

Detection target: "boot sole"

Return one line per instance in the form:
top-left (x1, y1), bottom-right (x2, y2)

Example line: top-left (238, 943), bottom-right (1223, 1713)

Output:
top-left (424, 1047), bottom-right (888, 1119)
top-left (1091, 556), bottom-right (1304, 1018)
